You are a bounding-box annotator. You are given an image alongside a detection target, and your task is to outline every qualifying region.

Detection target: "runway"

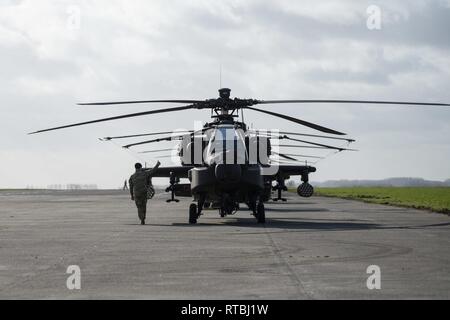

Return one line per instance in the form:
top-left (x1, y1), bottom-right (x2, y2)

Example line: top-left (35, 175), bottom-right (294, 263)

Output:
top-left (0, 190), bottom-right (449, 299)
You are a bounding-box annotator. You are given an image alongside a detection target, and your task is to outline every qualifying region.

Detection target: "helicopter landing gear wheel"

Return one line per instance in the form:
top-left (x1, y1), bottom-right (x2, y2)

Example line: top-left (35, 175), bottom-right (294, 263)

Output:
top-left (189, 203), bottom-right (198, 224)
top-left (255, 202), bottom-right (265, 224)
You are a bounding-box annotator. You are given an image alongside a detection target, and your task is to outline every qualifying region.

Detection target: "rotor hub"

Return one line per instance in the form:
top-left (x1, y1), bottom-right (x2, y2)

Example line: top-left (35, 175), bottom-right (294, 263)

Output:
top-left (218, 88), bottom-right (231, 99)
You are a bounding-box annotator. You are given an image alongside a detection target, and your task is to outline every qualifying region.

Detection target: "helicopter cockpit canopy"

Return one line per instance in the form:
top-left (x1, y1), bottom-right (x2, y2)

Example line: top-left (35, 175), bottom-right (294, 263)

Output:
top-left (205, 125), bottom-right (248, 166)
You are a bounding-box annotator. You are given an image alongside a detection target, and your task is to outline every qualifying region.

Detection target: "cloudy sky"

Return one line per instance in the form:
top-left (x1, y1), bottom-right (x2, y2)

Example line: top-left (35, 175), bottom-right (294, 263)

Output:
top-left (1, 0), bottom-right (449, 188)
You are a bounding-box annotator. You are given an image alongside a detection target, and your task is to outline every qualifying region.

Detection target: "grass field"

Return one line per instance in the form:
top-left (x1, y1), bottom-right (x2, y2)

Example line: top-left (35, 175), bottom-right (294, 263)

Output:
top-left (315, 187), bottom-right (450, 214)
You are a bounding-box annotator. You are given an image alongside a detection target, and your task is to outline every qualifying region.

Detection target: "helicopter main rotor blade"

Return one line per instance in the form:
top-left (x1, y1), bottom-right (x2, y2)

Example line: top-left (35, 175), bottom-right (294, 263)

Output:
top-left (250, 130), bottom-right (355, 143)
top-left (272, 153), bottom-right (297, 161)
top-left (279, 144), bottom-right (343, 150)
top-left (102, 127), bottom-right (212, 141)
top-left (29, 104), bottom-right (197, 135)
top-left (269, 135), bottom-right (356, 151)
top-left (100, 130), bottom-right (193, 141)
top-left (272, 152), bottom-right (323, 159)
top-left (270, 158), bottom-right (307, 165)
top-left (255, 100), bottom-right (450, 107)
top-left (139, 148), bottom-right (177, 154)
top-left (123, 128), bottom-right (211, 148)
top-left (278, 142), bottom-right (358, 151)
top-left (245, 106), bottom-right (346, 135)
top-left (122, 134), bottom-right (186, 149)
top-left (281, 136), bottom-right (357, 151)
top-left (79, 100), bottom-right (203, 106)
top-left (154, 155), bottom-right (180, 159)
top-left (286, 154), bottom-right (323, 159)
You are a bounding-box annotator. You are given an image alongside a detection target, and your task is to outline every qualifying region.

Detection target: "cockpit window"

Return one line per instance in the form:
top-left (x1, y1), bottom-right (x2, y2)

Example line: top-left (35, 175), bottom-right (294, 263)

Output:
top-left (215, 127), bottom-right (234, 141)
top-left (206, 126), bottom-right (248, 164)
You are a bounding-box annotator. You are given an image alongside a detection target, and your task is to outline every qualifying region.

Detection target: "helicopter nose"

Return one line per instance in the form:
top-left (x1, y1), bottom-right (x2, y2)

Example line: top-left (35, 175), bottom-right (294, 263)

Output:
top-left (215, 164), bottom-right (241, 183)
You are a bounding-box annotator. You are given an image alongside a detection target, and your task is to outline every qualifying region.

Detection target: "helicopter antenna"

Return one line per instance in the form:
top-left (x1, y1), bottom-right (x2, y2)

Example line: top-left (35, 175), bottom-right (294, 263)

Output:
top-left (219, 64), bottom-right (222, 88)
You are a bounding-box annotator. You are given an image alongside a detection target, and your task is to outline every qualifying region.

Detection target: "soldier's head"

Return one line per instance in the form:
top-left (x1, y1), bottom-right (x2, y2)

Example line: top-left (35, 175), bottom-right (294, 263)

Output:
top-left (134, 163), bottom-right (143, 170)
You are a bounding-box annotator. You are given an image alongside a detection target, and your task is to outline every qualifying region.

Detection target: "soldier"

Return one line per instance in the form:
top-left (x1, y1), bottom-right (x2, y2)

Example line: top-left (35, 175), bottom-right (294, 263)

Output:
top-left (129, 161), bottom-right (161, 225)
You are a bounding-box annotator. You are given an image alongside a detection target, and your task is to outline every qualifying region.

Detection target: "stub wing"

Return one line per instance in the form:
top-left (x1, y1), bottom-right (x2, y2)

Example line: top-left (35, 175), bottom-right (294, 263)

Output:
top-left (267, 164), bottom-right (316, 178)
top-left (151, 164), bottom-right (315, 179)
top-left (149, 166), bottom-right (194, 178)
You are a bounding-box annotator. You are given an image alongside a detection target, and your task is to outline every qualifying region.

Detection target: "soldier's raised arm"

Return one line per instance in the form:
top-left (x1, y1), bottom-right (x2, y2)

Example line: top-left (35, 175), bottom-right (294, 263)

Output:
top-left (145, 160), bottom-right (161, 176)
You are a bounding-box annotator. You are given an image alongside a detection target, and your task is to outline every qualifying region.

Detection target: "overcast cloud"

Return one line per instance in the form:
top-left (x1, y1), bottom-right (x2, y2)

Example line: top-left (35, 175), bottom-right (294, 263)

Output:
top-left (1, 0), bottom-right (449, 188)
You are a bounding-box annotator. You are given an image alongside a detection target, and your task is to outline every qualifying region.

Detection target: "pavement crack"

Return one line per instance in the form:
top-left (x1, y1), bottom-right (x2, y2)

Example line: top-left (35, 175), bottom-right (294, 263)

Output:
top-left (263, 225), bottom-right (315, 299)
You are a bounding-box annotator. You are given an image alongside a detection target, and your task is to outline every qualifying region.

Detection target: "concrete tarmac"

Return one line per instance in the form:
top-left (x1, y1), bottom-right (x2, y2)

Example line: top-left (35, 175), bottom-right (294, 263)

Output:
top-left (0, 189), bottom-right (449, 299)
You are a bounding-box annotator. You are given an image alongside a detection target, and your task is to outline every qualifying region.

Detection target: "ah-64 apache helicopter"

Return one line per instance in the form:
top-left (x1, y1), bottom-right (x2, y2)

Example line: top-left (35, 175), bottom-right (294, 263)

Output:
top-left (30, 88), bottom-right (450, 224)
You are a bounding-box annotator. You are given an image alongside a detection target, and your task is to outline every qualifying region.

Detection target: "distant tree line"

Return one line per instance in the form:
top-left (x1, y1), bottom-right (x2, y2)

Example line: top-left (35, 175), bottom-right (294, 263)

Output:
top-left (43, 184), bottom-right (98, 190)
top-left (313, 177), bottom-right (450, 188)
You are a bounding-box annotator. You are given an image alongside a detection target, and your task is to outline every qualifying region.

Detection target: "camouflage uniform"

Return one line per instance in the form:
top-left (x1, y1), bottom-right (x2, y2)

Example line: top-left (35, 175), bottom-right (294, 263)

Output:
top-left (129, 162), bottom-right (160, 223)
